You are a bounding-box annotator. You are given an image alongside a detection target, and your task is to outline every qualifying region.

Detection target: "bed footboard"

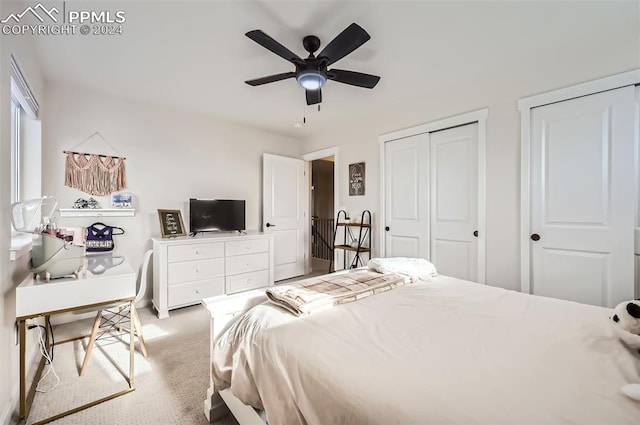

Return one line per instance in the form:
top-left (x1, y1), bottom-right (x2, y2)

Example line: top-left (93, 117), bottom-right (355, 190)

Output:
top-left (201, 290), bottom-right (268, 424)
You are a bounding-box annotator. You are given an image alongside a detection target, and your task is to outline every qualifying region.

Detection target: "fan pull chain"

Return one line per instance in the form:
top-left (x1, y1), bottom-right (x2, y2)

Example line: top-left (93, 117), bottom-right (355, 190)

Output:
top-left (303, 98), bottom-right (307, 125)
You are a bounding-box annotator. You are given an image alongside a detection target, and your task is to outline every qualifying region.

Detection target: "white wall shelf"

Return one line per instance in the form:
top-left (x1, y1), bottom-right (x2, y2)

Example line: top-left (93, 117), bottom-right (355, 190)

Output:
top-left (58, 208), bottom-right (135, 217)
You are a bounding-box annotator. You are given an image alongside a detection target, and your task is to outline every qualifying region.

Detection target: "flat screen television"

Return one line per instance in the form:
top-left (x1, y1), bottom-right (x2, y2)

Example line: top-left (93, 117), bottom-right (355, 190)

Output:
top-left (189, 199), bottom-right (246, 234)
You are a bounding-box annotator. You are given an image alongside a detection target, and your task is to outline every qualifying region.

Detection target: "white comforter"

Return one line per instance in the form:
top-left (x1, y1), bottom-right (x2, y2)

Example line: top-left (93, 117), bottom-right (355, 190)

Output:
top-left (212, 276), bottom-right (640, 425)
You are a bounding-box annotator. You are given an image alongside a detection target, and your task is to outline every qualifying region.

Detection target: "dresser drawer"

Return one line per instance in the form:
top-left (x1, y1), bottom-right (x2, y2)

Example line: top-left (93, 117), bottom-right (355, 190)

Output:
top-left (168, 242), bottom-right (224, 263)
top-left (226, 252), bottom-right (269, 275)
top-left (226, 270), bottom-right (269, 295)
top-left (168, 258), bottom-right (224, 285)
top-left (168, 278), bottom-right (224, 307)
top-left (226, 238), bottom-right (269, 257)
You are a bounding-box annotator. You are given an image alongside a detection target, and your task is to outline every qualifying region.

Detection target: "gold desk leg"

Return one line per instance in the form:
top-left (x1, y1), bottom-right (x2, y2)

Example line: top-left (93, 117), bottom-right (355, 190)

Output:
top-left (21, 317), bottom-right (49, 422)
top-left (19, 319), bottom-right (26, 419)
top-left (44, 316), bottom-right (51, 350)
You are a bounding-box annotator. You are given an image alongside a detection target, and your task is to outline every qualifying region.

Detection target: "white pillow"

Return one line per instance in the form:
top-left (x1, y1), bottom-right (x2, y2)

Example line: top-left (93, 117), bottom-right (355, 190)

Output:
top-left (367, 257), bottom-right (437, 281)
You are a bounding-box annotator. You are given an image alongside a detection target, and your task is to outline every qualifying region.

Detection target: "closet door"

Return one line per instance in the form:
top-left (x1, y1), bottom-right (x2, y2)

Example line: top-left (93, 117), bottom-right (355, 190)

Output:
top-left (529, 86), bottom-right (635, 307)
top-left (429, 123), bottom-right (478, 281)
top-left (383, 133), bottom-right (429, 258)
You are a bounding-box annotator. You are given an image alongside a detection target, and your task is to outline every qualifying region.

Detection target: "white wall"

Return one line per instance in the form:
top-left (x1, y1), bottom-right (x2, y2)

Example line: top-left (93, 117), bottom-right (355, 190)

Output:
top-left (43, 81), bottom-right (302, 298)
top-left (0, 2), bottom-right (45, 421)
top-left (301, 1), bottom-right (640, 292)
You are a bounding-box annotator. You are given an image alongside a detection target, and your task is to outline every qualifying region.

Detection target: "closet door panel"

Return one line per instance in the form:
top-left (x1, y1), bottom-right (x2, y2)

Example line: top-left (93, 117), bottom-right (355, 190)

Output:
top-left (430, 123), bottom-right (478, 281)
top-left (384, 134), bottom-right (429, 258)
top-left (530, 86), bottom-right (635, 307)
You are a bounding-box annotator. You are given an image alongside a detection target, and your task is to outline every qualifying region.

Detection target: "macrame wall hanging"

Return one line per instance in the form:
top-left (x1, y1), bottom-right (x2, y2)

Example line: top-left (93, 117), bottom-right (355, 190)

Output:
top-left (64, 132), bottom-right (127, 196)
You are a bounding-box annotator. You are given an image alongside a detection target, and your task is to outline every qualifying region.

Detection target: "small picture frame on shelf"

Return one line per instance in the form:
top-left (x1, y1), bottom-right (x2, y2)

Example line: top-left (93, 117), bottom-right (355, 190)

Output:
top-left (111, 193), bottom-right (132, 208)
top-left (158, 209), bottom-right (186, 238)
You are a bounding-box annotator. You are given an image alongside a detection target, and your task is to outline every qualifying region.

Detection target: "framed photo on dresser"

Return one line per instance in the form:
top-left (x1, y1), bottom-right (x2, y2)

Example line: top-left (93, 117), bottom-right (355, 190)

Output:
top-left (158, 209), bottom-right (186, 238)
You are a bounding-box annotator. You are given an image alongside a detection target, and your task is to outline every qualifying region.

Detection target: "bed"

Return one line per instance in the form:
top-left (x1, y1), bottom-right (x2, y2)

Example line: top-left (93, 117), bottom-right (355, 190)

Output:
top-left (201, 266), bottom-right (640, 425)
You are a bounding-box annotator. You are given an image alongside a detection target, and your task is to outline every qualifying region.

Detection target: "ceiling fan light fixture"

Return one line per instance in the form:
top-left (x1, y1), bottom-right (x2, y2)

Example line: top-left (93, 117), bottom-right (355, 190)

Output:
top-left (296, 71), bottom-right (326, 90)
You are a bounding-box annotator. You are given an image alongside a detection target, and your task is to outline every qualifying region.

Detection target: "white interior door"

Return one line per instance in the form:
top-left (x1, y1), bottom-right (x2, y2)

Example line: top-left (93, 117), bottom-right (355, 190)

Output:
top-left (383, 134), bottom-right (429, 258)
top-left (530, 86), bottom-right (635, 307)
top-left (429, 123), bottom-right (478, 281)
top-left (263, 153), bottom-right (306, 281)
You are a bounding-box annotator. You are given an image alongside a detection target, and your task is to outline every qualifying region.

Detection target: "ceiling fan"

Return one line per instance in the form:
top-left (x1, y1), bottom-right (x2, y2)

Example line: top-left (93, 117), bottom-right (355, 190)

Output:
top-left (244, 23), bottom-right (380, 106)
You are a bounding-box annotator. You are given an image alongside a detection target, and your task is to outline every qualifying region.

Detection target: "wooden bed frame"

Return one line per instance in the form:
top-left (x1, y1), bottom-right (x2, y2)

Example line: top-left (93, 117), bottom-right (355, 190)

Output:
top-left (201, 289), bottom-right (269, 425)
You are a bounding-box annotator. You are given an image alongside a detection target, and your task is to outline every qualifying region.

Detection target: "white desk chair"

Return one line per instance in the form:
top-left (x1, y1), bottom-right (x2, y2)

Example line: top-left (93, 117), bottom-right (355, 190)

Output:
top-left (80, 250), bottom-right (152, 376)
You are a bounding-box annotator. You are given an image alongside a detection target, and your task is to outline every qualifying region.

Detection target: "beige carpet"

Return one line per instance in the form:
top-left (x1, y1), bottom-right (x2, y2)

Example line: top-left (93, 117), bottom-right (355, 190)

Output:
top-left (24, 304), bottom-right (238, 425)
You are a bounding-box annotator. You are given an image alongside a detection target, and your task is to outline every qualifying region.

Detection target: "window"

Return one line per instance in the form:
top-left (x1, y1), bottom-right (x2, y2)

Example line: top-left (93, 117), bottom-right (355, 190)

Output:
top-left (9, 55), bottom-right (41, 259)
top-left (10, 98), bottom-right (21, 204)
top-left (9, 54), bottom-right (39, 206)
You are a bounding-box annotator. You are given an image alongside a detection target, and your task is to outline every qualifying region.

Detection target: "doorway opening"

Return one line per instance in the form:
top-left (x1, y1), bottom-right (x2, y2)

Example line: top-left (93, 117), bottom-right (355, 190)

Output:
top-left (310, 156), bottom-right (335, 273)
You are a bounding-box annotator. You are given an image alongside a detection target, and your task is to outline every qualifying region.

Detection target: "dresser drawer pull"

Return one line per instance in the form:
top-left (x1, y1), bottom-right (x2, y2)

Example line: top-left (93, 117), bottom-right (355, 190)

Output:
top-left (195, 249), bottom-right (200, 255)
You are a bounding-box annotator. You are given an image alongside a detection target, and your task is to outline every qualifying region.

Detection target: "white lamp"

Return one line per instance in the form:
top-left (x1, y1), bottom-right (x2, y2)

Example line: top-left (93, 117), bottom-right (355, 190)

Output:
top-left (296, 71), bottom-right (326, 90)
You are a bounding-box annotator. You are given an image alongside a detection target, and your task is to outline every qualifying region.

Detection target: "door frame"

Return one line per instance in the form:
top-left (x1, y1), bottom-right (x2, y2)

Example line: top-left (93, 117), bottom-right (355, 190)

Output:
top-left (302, 146), bottom-right (340, 274)
top-left (518, 69), bottom-right (640, 295)
top-left (378, 109), bottom-right (488, 284)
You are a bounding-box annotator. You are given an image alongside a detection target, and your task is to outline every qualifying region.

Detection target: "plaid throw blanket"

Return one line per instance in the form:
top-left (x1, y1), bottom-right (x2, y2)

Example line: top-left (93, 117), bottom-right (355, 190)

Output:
top-left (266, 270), bottom-right (411, 316)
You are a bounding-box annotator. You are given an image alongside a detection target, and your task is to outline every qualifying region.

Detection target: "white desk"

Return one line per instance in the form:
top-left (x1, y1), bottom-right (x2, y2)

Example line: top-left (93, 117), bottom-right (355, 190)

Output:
top-left (16, 255), bottom-right (137, 424)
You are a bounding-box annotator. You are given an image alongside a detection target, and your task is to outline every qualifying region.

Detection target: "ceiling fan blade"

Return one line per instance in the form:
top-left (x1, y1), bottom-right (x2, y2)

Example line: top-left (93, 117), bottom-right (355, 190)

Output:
top-left (317, 23), bottom-right (370, 66)
top-left (327, 69), bottom-right (380, 88)
top-left (245, 72), bottom-right (296, 86)
top-left (306, 89), bottom-right (322, 105)
top-left (246, 30), bottom-right (303, 64)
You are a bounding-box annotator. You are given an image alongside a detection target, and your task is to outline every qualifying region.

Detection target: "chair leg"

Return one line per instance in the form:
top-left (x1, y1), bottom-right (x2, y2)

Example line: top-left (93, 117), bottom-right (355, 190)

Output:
top-left (131, 304), bottom-right (148, 357)
top-left (80, 311), bottom-right (102, 376)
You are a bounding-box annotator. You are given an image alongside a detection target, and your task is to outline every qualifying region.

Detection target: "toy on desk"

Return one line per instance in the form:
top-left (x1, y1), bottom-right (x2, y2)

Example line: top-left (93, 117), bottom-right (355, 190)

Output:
top-left (11, 197), bottom-right (85, 282)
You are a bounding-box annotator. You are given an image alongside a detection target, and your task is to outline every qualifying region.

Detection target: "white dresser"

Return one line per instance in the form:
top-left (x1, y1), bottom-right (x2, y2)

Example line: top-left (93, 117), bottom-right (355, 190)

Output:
top-left (152, 233), bottom-right (274, 318)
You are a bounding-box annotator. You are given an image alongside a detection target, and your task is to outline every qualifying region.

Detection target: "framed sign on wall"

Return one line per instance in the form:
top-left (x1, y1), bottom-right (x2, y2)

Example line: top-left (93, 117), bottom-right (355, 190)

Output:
top-left (158, 209), bottom-right (186, 238)
top-left (349, 162), bottom-right (365, 196)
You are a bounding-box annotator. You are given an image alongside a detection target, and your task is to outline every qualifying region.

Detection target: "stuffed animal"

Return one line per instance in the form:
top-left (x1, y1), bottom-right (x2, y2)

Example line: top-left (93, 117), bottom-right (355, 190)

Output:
top-left (610, 299), bottom-right (640, 402)
top-left (611, 300), bottom-right (640, 335)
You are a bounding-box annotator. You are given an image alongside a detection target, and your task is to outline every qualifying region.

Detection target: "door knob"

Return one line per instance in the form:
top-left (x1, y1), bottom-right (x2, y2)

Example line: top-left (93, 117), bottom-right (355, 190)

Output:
top-left (266, 223), bottom-right (276, 228)
top-left (530, 233), bottom-right (540, 241)
top-left (473, 230), bottom-right (478, 237)
top-left (385, 226), bottom-right (390, 231)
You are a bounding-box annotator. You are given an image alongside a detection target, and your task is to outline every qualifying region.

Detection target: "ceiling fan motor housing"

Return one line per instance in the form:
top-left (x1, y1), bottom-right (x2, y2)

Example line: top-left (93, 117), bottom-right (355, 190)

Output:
top-left (302, 35), bottom-right (321, 55)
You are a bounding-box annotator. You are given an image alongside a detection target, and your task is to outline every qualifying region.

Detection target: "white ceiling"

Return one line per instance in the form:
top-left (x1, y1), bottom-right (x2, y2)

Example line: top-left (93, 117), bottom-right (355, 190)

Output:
top-left (29, 0), bottom-right (636, 138)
